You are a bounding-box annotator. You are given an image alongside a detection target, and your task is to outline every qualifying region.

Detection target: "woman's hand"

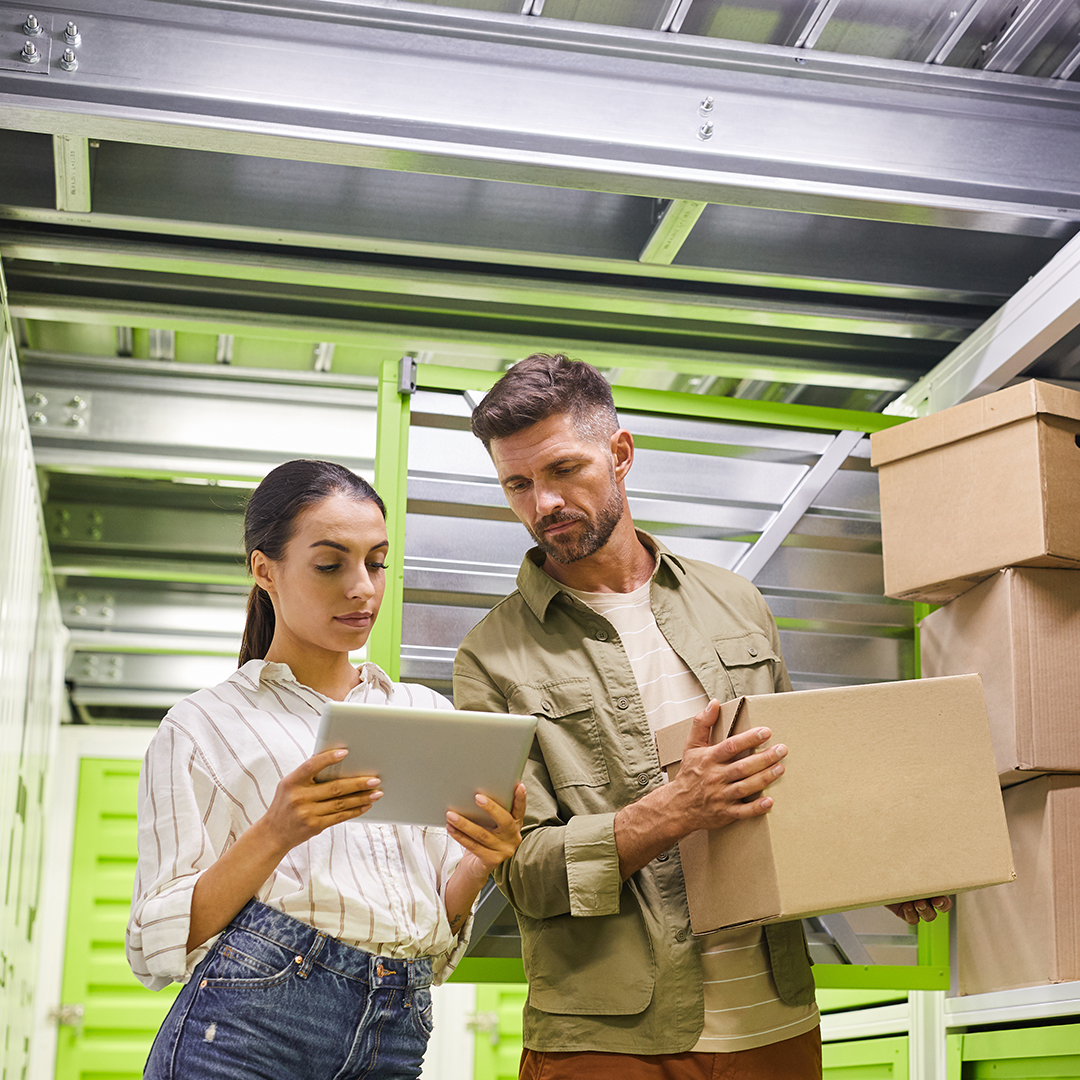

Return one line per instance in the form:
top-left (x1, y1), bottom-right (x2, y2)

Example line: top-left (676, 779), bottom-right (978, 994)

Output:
top-left (261, 748), bottom-right (383, 853)
top-left (186, 748), bottom-right (381, 953)
top-left (446, 783), bottom-right (527, 878)
top-left (443, 784), bottom-right (527, 937)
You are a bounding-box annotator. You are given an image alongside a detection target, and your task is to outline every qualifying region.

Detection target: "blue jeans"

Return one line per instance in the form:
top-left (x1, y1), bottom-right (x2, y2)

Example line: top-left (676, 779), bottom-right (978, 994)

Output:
top-left (144, 900), bottom-right (434, 1079)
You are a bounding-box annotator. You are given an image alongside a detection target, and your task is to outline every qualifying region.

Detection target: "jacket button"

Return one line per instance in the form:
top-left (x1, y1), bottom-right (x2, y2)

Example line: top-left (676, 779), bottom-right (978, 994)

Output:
top-left (675, 929), bottom-right (688, 942)
top-left (748, 646), bottom-right (758, 657)
top-left (657, 852), bottom-right (669, 862)
top-left (540, 699), bottom-right (552, 712)
top-left (636, 772), bottom-right (649, 786)
top-left (596, 629), bottom-right (609, 641)
top-left (617, 697), bottom-right (629, 710)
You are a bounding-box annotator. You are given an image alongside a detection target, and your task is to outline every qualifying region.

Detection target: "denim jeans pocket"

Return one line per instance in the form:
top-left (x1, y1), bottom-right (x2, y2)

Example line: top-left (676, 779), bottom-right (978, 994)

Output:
top-left (408, 986), bottom-right (434, 1037)
top-left (199, 927), bottom-right (298, 986)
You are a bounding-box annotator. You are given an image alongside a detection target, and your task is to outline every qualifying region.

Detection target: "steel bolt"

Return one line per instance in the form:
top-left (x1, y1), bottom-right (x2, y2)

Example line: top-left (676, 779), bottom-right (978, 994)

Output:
top-left (23, 14), bottom-right (42, 35)
top-left (698, 95), bottom-right (714, 115)
top-left (21, 39), bottom-right (40, 63)
top-left (73, 605), bottom-right (86, 616)
top-left (30, 391), bottom-right (47, 406)
top-left (69, 395), bottom-right (86, 408)
top-left (30, 410), bottom-right (47, 424)
top-left (64, 21), bottom-right (80, 45)
top-left (60, 47), bottom-right (77, 71)
top-left (698, 121), bottom-right (714, 140)
top-left (66, 411), bottom-right (84, 426)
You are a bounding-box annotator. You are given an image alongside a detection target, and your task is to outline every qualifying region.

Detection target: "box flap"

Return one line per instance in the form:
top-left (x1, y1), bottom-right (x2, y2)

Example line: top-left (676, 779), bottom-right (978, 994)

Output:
top-left (870, 380), bottom-right (1080, 467)
top-left (654, 698), bottom-right (747, 771)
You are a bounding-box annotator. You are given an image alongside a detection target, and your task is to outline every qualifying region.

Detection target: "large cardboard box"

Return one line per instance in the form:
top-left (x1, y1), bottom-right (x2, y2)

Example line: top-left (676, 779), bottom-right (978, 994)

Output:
top-left (957, 776), bottom-right (1080, 996)
top-left (654, 676), bottom-right (1014, 935)
top-left (920, 568), bottom-right (1080, 787)
top-left (869, 380), bottom-right (1080, 603)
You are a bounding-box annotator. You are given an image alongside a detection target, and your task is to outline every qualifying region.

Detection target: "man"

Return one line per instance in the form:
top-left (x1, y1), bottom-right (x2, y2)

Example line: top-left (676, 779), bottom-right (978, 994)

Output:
top-left (453, 354), bottom-right (948, 1079)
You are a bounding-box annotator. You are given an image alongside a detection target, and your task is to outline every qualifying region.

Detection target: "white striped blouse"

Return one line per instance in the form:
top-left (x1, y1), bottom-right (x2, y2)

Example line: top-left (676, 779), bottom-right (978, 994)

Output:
top-left (126, 659), bottom-right (470, 991)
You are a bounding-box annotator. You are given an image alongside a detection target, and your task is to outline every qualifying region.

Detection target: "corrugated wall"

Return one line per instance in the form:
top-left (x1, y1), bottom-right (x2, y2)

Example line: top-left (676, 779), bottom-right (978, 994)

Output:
top-left (0, 262), bottom-right (66, 1078)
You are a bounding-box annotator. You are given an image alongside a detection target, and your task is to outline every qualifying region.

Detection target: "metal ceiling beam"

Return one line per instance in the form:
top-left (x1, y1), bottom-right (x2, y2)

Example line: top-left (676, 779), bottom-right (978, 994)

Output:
top-left (20, 352), bottom-right (380, 480)
top-left (886, 229), bottom-right (1080, 416)
top-left (10, 300), bottom-right (917, 393)
top-left (1, 234), bottom-right (959, 341)
top-left (981, 0), bottom-right (1075, 73)
top-left (3, 2), bottom-right (1080, 233)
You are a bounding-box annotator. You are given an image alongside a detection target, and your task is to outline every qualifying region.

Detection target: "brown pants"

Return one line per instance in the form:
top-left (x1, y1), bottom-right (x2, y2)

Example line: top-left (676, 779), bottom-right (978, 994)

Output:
top-left (519, 1026), bottom-right (822, 1080)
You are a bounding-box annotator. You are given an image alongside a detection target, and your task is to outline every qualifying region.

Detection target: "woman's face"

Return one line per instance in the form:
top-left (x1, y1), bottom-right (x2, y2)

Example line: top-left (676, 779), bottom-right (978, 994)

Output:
top-left (253, 492), bottom-right (388, 659)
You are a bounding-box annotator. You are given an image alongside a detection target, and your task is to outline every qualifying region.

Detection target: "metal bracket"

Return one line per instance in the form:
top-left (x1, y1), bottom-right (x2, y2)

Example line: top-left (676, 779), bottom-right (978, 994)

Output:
top-left (733, 429), bottom-right (864, 582)
top-left (639, 199), bottom-right (707, 265)
top-left (808, 913), bottom-right (875, 965)
top-left (398, 355), bottom-right (417, 395)
top-left (465, 878), bottom-right (510, 954)
top-left (53, 135), bottom-right (91, 213)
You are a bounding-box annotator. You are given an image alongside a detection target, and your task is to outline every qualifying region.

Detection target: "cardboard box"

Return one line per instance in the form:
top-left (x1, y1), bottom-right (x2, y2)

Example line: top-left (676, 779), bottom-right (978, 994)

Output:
top-left (920, 568), bottom-right (1080, 787)
top-left (957, 776), bottom-right (1080, 996)
top-left (654, 676), bottom-right (1014, 935)
top-left (869, 380), bottom-right (1080, 603)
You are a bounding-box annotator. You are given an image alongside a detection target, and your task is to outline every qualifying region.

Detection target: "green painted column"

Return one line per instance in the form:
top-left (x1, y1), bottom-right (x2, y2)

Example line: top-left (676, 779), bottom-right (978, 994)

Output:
top-left (368, 358), bottom-right (412, 680)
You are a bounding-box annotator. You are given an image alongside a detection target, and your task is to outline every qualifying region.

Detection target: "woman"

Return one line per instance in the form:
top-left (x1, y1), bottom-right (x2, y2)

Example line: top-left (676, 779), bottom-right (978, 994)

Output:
top-left (127, 459), bottom-right (525, 1079)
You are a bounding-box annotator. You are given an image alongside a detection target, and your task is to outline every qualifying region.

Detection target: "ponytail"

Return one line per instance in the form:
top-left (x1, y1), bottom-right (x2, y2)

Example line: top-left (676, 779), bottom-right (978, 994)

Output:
top-left (238, 585), bottom-right (276, 666)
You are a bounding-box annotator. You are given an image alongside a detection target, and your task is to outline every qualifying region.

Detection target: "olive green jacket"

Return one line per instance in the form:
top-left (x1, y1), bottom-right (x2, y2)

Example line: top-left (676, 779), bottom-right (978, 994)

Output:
top-left (452, 533), bottom-right (815, 1054)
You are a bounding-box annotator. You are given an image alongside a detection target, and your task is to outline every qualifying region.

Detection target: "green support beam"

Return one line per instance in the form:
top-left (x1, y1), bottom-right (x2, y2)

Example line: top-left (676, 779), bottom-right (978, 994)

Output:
top-left (368, 357), bottom-right (411, 680)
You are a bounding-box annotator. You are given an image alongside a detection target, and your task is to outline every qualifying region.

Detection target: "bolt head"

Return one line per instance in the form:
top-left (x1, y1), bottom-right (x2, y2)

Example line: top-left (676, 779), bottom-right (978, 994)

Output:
top-left (698, 121), bottom-right (714, 140)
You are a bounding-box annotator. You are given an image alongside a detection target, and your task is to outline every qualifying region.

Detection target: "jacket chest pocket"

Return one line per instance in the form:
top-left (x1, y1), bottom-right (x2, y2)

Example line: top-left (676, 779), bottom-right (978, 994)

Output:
top-left (507, 679), bottom-right (610, 790)
top-left (714, 632), bottom-right (781, 698)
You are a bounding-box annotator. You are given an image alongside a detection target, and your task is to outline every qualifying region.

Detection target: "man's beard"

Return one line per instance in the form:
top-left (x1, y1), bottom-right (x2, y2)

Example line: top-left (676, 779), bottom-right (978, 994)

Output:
top-left (528, 473), bottom-right (625, 565)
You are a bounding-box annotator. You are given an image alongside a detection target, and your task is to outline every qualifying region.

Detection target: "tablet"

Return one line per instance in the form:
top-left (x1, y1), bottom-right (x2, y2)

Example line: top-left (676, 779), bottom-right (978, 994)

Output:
top-left (313, 702), bottom-right (536, 829)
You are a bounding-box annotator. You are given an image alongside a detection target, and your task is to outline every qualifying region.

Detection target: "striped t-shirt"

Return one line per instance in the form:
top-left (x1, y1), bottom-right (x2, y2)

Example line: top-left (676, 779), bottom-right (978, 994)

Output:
top-left (565, 581), bottom-right (820, 1053)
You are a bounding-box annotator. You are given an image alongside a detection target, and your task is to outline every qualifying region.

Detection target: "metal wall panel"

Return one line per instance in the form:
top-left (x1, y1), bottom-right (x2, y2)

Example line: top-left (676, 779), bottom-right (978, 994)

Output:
top-left (0, 264), bottom-right (65, 1080)
top-left (399, 390), bottom-right (911, 695)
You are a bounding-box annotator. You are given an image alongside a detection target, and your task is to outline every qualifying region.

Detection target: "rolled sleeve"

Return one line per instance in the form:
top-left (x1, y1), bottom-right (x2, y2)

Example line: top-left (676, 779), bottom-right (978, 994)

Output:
top-left (126, 722), bottom-right (226, 989)
top-left (127, 871), bottom-right (211, 990)
top-left (565, 812), bottom-right (621, 917)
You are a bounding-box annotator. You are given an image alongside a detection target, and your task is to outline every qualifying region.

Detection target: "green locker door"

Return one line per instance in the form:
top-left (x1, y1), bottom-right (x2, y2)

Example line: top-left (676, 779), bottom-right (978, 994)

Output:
top-left (56, 758), bottom-right (179, 1080)
top-left (472, 984), bottom-right (528, 1080)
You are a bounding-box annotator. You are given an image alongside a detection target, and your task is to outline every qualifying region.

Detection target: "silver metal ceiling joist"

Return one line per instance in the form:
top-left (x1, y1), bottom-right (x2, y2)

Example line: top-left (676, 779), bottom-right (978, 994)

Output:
top-left (887, 227), bottom-right (1080, 415)
top-left (2, 2), bottom-right (1080, 238)
top-left (19, 351), bottom-right (380, 480)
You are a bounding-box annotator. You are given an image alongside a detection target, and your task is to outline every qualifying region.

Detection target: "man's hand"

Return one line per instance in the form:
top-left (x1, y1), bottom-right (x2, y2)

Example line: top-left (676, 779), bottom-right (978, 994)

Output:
top-left (668, 699), bottom-right (788, 832)
top-left (887, 896), bottom-right (952, 925)
top-left (615, 699), bottom-right (787, 879)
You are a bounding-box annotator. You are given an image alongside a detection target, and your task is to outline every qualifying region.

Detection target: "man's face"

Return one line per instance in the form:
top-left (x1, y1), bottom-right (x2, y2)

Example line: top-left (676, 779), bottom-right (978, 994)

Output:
top-left (489, 412), bottom-right (628, 565)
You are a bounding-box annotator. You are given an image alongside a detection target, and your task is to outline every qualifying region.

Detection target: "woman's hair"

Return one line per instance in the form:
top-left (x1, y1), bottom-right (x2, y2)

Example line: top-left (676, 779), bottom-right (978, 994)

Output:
top-left (470, 353), bottom-right (619, 451)
top-left (239, 460), bottom-right (386, 666)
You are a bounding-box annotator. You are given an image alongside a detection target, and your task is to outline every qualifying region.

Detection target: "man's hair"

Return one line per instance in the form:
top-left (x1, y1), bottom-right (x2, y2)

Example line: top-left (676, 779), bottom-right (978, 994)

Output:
top-left (470, 353), bottom-right (619, 450)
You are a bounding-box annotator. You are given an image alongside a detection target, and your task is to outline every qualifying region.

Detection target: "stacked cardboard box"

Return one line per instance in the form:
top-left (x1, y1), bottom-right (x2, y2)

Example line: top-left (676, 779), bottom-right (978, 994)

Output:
top-left (870, 380), bottom-right (1080, 996)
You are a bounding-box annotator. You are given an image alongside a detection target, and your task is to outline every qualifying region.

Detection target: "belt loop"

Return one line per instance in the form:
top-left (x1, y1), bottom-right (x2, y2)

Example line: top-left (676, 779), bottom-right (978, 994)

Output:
top-left (296, 931), bottom-right (326, 979)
